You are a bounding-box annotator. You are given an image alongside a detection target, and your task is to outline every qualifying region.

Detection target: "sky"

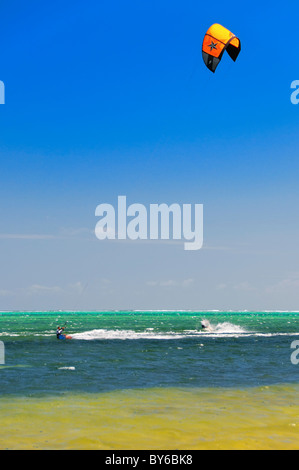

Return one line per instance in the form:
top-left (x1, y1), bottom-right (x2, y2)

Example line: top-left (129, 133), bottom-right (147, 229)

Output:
top-left (0, 0), bottom-right (299, 311)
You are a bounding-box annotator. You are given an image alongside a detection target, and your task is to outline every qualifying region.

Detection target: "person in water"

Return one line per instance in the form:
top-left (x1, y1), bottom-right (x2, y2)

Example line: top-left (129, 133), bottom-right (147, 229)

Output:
top-left (56, 326), bottom-right (72, 340)
top-left (56, 326), bottom-right (66, 339)
top-left (57, 326), bottom-right (73, 340)
top-left (201, 319), bottom-right (212, 331)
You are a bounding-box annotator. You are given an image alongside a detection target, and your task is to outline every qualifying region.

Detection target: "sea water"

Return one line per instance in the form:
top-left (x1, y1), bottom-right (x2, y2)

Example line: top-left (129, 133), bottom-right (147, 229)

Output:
top-left (0, 311), bottom-right (299, 449)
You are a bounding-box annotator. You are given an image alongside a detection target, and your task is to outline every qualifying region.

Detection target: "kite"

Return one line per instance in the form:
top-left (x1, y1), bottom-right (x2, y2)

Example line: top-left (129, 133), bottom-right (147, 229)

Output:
top-left (202, 24), bottom-right (241, 72)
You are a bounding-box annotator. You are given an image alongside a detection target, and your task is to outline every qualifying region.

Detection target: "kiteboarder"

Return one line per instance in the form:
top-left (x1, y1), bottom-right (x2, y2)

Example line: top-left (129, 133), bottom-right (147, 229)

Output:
top-left (56, 326), bottom-right (72, 340)
top-left (201, 320), bottom-right (212, 332)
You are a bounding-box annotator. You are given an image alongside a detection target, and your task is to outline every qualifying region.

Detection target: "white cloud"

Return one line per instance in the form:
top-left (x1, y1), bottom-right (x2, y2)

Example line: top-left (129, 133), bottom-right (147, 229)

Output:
top-left (215, 281), bottom-right (255, 292)
top-left (233, 281), bottom-right (255, 291)
top-left (23, 284), bottom-right (64, 295)
top-left (0, 289), bottom-right (14, 297)
top-left (182, 278), bottom-right (194, 287)
top-left (266, 277), bottom-right (299, 294)
top-left (216, 283), bottom-right (227, 290)
top-left (0, 227), bottom-right (94, 241)
top-left (0, 234), bottom-right (56, 240)
top-left (0, 282), bottom-right (86, 298)
top-left (146, 278), bottom-right (195, 288)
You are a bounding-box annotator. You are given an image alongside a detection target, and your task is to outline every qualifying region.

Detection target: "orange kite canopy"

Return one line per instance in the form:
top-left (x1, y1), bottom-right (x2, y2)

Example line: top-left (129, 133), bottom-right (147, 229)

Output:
top-left (202, 23), bottom-right (241, 72)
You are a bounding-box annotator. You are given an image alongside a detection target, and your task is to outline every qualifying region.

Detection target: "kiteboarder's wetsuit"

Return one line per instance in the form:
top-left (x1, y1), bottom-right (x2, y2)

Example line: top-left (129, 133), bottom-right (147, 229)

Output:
top-left (56, 327), bottom-right (66, 340)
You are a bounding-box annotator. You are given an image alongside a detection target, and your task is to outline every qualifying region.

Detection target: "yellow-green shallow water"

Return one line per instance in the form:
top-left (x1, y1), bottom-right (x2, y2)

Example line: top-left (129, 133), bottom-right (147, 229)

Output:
top-left (1, 384), bottom-right (299, 450)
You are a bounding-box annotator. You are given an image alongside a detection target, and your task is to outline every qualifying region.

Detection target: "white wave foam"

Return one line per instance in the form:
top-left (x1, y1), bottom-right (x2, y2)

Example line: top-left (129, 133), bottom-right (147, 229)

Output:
top-left (200, 321), bottom-right (299, 338)
top-left (213, 322), bottom-right (247, 334)
top-left (71, 326), bottom-right (299, 341)
top-left (71, 329), bottom-right (185, 340)
top-left (0, 332), bottom-right (19, 337)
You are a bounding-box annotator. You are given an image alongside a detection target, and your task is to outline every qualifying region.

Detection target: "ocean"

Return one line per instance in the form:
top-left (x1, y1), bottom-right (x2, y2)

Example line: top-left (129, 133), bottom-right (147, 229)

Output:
top-left (0, 310), bottom-right (299, 449)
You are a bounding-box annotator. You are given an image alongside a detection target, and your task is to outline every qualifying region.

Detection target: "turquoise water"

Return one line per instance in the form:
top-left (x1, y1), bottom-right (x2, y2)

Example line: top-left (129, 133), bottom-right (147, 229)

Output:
top-left (1, 311), bottom-right (299, 397)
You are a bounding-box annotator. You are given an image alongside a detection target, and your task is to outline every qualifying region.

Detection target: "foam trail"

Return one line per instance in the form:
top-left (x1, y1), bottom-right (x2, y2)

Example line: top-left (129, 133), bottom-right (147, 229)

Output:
top-left (71, 326), bottom-right (299, 341)
top-left (213, 322), bottom-right (247, 334)
top-left (71, 329), bottom-right (185, 340)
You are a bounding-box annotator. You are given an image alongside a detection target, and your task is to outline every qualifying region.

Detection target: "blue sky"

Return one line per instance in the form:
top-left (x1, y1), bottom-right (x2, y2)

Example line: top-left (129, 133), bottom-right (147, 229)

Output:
top-left (0, 0), bottom-right (299, 311)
